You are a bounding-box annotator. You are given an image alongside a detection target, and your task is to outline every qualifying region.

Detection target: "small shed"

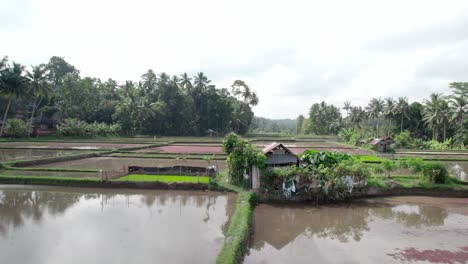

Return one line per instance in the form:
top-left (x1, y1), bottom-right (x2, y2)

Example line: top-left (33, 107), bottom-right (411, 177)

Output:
top-left (368, 136), bottom-right (394, 152)
top-left (206, 129), bottom-right (217, 137)
top-left (262, 142), bottom-right (298, 167)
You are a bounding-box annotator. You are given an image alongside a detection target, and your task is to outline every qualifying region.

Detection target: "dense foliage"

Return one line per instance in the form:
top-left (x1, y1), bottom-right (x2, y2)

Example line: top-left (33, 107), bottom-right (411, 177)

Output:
top-left (222, 133), bottom-right (266, 187)
top-left (299, 150), bottom-right (354, 169)
top-left (0, 56), bottom-right (258, 137)
top-left (4, 118), bottom-right (30, 137)
top-left (297, 83), bottom-right (466, 149)
top-left (56, 118), bottom-right (121, 137)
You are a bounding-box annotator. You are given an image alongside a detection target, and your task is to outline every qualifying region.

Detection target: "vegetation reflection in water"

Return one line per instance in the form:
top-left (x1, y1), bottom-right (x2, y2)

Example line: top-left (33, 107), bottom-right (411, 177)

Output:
top-left (246, 196), bottom-right (468, 264)
top-left (0, 185), bottom-right (236, 264)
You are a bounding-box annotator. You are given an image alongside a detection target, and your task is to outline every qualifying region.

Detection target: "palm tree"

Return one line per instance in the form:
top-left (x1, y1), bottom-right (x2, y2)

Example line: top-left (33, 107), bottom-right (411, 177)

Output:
top-left (193, 72), bottom-right (210, 91)
top-left (438, 100), bottom-right (451, 141)
top-left (26, 64), bottom-right (51, 127)
top-left (0, 62), bottom-right (30, 137)
top-left (343, 101), bottom-right (351, 115)
top-left (366, 97), bottom-right (384, 136)
top-left (394, 97), bottom-right (409, 133)
top-left (450, 96), bottom-right (467, 128)
top-left (179, 73), bottom-right (192, 92)
top-left (423, 93), bottom-right (443, 140)
top-left (349, 107), bottom-right (366, 129)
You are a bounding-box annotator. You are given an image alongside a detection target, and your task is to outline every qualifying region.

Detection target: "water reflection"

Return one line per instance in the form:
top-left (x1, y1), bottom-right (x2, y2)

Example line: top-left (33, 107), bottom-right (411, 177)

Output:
top-left (247, 197), bottom-right (468, 264)
top-left (0, 185), bottom-right (235, 264)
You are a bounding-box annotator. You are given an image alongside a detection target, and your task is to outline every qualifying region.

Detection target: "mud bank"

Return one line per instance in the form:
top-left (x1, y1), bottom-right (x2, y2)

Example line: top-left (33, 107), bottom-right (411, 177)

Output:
top-left (257, 186), bottom-right (468, 203)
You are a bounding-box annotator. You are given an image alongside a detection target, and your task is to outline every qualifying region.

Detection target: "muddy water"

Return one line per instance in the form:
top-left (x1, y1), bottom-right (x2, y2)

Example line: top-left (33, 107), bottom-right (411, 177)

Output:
top-left (246, 196), bottom-right (468, 264)
top-left (0, 149), bottom-right (89, 162)
top-left (0, 185), bottom-right (235, 264)
top-left (28, 157), bottom-right (226, 171)
top-left (0, 142), bottom-right (150, 150)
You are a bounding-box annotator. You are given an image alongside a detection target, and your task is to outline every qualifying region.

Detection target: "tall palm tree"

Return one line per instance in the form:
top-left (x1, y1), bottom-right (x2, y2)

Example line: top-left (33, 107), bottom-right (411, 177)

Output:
top-left (0, 62), bottom-right (30, 137)
top-left (450, 96), bottom-right (467, 128)
top-left (179, 73), bottom-right (192, 93)
top-left (438, 100), bottom-right (451, 141)
top-left (423, 93), bottom-right (443, 140)
top-left (26, 64), bottom-right (51, 127)
top-left (394, 97), bottom-right (409, 133)
top-left (382, 97), bottom-right (395, 135)
top-left (366, 97), bottom-right (384, 136)
top-left (343, 101), bottom-right (351, 115)
top-left (349, 106), bottom-right (366, 129)
top-left (193, 72), bottom-right (210, 91)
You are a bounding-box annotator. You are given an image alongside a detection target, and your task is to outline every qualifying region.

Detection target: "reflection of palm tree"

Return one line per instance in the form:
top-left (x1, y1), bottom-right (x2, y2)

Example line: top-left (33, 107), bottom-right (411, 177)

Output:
top-left (0, 189), bottom-right (82, 236)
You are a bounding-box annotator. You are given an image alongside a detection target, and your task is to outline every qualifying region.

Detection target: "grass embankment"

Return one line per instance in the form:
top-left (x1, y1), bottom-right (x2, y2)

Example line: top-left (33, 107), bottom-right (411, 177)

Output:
top-left (367, 175), bottom-right (468, 190)
top-left (115, 174), bottom-right (211, 183)
top-left (216, 191), bottom-right (255, 264)
top-left (0, 175), bottom-right (100, 185)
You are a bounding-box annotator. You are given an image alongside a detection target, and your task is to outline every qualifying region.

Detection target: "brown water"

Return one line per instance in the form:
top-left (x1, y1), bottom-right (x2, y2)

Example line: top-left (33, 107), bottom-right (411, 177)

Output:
top-left (0, 185), bottom-right (235, 264)
top-left (0, 149), bottom-right (90, 162)
top-left (246, 196), bottom-right (468, 264)
top-left (28, 157), bottom-right (227, 171)
top-left (0, 142), bottom-right (150, 150)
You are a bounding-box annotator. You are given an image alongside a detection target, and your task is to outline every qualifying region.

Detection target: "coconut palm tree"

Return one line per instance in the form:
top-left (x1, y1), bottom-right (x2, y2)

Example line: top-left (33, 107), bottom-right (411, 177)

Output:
top-left (193, 72), bottom-right (210, 91)
top-left (423, 93), bottom-right (443, 140)
top-left (179, 73), bottom-right (192, 93)
top-left (438, 100), bottom-right (451, 141)
top-left (0, 62), bottom-right (30, 137)
top-left (366, 97), bottom-right (384, 136)
top-left (343, 101), bottom-right (351, 115)
top-left (394, 97), bottom-right (409, 133)
top-left (26, 64), bottom-right (51, 127)
top-left (349, 106), bottom-right (366, 129)
top-left (450, 95), bottom-right (466, 123)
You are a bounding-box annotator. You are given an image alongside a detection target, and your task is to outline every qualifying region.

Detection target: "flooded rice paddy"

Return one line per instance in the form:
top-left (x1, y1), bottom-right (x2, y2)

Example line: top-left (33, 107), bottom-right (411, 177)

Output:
top-left (0, 149), bottom-right (90, 162)
top-left (136, 145), bottom-right (223, 154)
top-left (0, 185), bottom-right (235, 264)
top-left (246, 196), bottom-right (468, 264)
top-left (0, 142), bottom-right (151, 150)
top-left (27, 157), bottom-right (227, 171)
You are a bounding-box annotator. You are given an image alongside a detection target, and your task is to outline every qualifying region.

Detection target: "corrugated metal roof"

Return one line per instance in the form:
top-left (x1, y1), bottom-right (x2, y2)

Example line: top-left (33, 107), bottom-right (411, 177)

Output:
top-left (262, 142), bottom-right (297, 156)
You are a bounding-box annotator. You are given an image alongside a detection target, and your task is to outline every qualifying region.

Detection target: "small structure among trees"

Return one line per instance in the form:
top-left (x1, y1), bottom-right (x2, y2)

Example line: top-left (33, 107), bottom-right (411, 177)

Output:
top-left (368, 136), bottom-right (394, 152)
top-left (262, 142), bottom-right (298, 167)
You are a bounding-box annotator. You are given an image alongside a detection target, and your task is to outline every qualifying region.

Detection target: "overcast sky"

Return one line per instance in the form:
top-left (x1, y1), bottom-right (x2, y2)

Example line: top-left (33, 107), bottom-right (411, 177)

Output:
top-left (1, 0), bottom-right (467, 119)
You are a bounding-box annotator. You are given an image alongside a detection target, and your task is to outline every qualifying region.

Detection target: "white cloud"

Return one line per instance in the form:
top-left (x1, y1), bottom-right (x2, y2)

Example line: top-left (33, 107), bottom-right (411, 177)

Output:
top-left (1, 0), bottom-right (468, 118)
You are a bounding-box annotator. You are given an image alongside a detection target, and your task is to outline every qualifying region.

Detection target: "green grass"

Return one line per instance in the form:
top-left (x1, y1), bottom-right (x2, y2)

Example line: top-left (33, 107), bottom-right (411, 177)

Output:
top-left (368, 175), bottom-right (468, 190)
top-left (0, 175), bottom-right (100, 185)
top-left (356, 155), bottom-right (386, 163)
top-left (115, 174), bottom-right (210, 183)
top-left (216, 191), bottom-right (254, 264)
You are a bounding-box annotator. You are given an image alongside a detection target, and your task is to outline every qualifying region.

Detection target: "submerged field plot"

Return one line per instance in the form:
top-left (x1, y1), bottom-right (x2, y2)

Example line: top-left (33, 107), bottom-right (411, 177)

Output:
top-left (0, 185), bottom-right (236, 264)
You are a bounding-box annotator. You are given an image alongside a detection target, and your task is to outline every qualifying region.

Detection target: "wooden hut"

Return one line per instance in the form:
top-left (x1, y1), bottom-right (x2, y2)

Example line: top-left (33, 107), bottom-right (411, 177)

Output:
top-left (262, 142), bottom-right (298, 167)
top-left (368, 136), bottom-right (394, 152)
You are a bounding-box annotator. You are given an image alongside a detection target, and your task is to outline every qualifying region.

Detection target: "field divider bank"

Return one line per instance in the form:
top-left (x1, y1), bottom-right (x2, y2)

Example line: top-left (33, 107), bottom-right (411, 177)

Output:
top-left (216, 191), bottom-right (255, 264)
top-left (1, 151), bottom-right (113, 168)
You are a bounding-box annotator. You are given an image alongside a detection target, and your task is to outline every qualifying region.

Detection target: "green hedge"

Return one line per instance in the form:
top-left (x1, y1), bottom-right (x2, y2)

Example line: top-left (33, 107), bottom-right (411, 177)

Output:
top-left (216, 191), bottom-right (255, 264)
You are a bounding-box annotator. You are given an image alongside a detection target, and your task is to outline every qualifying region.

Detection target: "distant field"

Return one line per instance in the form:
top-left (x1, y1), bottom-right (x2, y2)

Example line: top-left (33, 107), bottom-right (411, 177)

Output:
top-left (136, 145), bottom-right (223, 154)
top-left (0, 141), bottom-right (152, 150)
top-left (27, 157), bottom-right (227, 171)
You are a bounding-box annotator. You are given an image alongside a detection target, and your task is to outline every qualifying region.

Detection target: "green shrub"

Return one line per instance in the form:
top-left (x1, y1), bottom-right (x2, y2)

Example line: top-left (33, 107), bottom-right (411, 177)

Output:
top-left (223, 133), bottom-right (266, 187)
top-left (299, 150), bottom-right (354, 169)
top-left (394, 130), bottom-right (414, 148)
top-left (57, 118), bottom-right (121, 137)
top-left (420, 162), bottom-right (449, 184)
top-left (382, 160), bottom-right (397, 177)
top-left (5, 118), bottom-right (31, 137)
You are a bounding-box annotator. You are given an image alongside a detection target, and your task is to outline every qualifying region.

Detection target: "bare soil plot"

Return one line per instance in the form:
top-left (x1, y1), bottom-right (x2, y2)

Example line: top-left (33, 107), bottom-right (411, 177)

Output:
top-left (136, 145), bottom-right (224, 154)
top-left (0, 169), bottom-right (100, 178)
top-left (28, 157), bottom-right (227, 171)
top-left (0, 149), bottom-right (92, 162)
top-left (0, 142), bottom-right (151, 150)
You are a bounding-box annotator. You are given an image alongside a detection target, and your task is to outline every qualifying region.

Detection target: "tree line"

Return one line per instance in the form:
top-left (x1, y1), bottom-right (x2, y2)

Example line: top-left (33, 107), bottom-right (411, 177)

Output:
top-left (296, 83), bottom-right (467, 147)
top-left (0, 56), bottom-right (259, 137)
